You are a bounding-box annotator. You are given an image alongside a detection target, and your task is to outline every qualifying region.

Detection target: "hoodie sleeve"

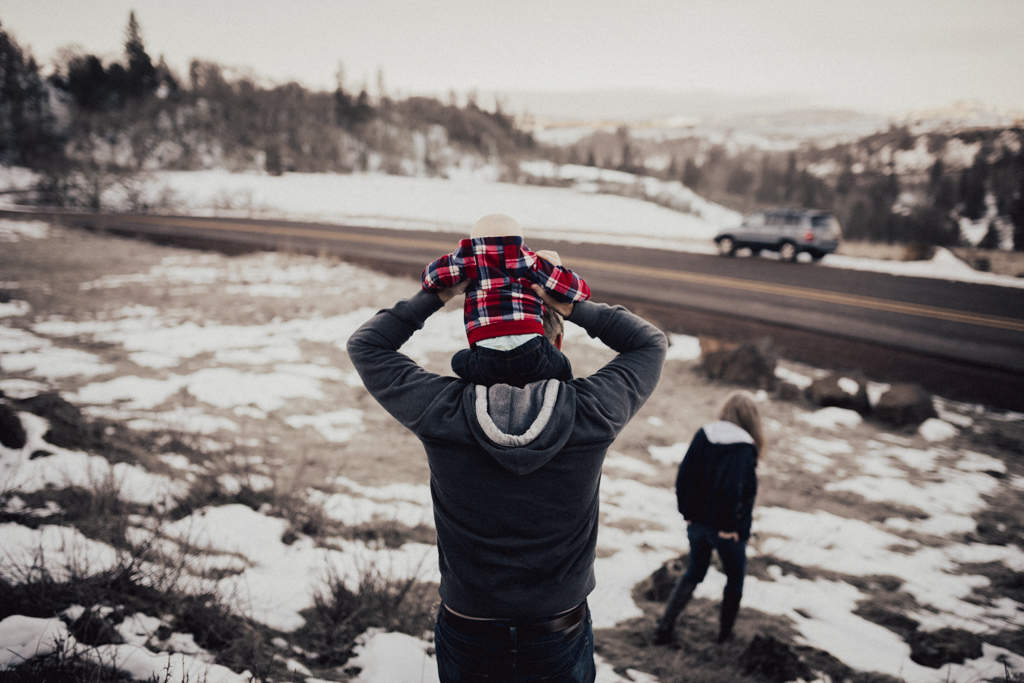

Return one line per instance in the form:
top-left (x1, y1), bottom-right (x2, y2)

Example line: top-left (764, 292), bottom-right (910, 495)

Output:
top-left (346, 290), bottom-right (462, 432)
top-left (675, 429), bottom-right (705, 517)
top-left (524, 250), bottom-right (591, 303)
top-left (565, 300), bottom-right (667, 439)
top-left (422, 250), bottom-right (468, 292)
top-left (734, 447), bottom-right (758, 541)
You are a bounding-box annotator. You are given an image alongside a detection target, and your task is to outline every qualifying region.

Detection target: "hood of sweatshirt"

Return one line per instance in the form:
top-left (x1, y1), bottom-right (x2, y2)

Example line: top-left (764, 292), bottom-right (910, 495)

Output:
top-left (703, 420), bottom-right (754, 446)
top-left (464, 379), bottom-right (577, 475)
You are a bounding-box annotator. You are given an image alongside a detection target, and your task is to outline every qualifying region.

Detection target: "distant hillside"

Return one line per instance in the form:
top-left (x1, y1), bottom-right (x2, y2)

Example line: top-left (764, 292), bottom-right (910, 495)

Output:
top-left (538, 119), bottom-right (1024, 250)
top-left (493, 88), bottom-right (819, 122)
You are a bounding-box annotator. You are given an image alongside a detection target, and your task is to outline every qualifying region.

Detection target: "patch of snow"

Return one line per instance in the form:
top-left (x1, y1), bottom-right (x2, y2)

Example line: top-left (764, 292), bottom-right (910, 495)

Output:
top-left (665, 333), bottom-right (701, 361)
top-left (647, 441), bottom-right (688, 465)
top-left (918, 418), bottom-right (958, 442)
top-left (797, 407), bottom-right (863, 430)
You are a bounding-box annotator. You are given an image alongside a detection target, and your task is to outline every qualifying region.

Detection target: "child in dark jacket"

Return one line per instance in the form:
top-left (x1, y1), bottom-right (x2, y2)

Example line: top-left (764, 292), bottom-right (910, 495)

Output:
top-left (654, 391), bottom-right (764, 646)
top-left (421, 214), bottom-right (591, 387)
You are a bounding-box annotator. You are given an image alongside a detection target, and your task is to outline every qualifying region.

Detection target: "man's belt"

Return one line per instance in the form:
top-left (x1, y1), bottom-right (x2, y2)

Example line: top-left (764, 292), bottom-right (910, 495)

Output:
top-left (439, 601), bottom-right (587, 639)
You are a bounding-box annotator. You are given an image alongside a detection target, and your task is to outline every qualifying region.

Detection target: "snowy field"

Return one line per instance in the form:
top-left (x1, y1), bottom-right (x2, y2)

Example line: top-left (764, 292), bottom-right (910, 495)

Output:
top-left (0, 169), bottom-right (1023, 683)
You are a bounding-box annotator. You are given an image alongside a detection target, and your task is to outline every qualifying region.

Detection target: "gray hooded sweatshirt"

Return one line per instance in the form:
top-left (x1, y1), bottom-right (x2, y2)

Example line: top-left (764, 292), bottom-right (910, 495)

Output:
top-left (346, 290), bottom-right (666, 619)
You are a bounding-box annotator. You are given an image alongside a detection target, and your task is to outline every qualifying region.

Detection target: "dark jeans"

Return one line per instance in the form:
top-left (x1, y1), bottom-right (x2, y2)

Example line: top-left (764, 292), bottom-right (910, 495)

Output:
top-left (682, 521), bottom-right (747, 596)
top-left (451, 335), bottom-right (573, 388)
top-left (434, 605), bottom-right (596, 683)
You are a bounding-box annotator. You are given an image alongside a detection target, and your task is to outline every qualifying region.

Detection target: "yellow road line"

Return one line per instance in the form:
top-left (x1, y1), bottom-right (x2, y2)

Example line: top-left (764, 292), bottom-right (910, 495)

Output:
top-left (569, 256), bottom-right (1024, 333)
top-left (94, 214), bottom-right (1024, 333)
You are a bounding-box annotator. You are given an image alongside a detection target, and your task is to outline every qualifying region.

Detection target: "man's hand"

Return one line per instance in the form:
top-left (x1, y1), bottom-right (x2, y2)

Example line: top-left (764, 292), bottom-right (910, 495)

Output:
top-left (531, 284), bottom-right (574, 317)
top-left (437, 280), bottom-right (470, 304)
top-left (718, 531), bottom-right (740, 542)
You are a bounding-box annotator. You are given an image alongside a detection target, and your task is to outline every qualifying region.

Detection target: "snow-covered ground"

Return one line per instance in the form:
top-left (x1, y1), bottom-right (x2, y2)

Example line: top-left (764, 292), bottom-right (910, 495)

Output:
top-left (1, 169), bottom-right (1023, 682)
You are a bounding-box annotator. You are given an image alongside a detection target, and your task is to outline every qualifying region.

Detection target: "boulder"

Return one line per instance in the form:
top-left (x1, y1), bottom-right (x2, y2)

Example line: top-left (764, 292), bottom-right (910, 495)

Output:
top-left (642, 555), bottom-right (687, 602)
top-left (775, 381), bottom-right (803, 402)
top-left (71, 609), bottom-right (124, 646)
top-left (16, 392), bottom-right (100, 451)
top-left (0, 403), bottom-right (27, 449)
top-left (805, 373), bottom-right (870, 415)
top-left (874, 384), bottom-right (937, 427)
top-left (700, 337), bottom-right (777, 390)
top-left (740, 634), bottom-right (813, 683)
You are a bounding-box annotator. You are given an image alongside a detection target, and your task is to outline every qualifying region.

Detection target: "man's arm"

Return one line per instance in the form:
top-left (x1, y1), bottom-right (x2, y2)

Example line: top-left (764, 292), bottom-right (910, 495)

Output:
top-left (346, 289), bottom-right (463, 432)
top-left (559, 295), bottom-right (667, 435)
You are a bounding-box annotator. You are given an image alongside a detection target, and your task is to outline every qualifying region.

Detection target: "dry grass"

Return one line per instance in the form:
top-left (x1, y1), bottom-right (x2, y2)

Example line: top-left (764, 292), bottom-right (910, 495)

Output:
top-left (951, 247), bottom-right (1024, 278)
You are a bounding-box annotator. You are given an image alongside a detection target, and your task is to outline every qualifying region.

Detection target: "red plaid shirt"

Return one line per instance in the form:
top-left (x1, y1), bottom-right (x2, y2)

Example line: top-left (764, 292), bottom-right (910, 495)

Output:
top-left (422, 236), bottom-right (591, 345)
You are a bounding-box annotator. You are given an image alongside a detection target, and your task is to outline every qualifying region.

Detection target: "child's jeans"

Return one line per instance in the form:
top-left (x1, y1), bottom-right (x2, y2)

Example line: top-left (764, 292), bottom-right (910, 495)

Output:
top-left (451, 336), bottom-right (572, 388)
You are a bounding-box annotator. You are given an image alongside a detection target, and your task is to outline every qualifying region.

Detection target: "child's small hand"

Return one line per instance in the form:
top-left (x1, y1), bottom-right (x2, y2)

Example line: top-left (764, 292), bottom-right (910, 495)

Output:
top-left (534, 249), bottom-right (562, 266)
top-left (531, 284), bottom-right (574, 317)
top-left (437, 280), bottom-right (471, 304)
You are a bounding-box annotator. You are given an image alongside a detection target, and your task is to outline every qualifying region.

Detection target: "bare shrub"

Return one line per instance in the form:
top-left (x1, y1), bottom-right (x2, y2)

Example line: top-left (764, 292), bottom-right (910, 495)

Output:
top-left (295, 559), bottom-right (436, 666)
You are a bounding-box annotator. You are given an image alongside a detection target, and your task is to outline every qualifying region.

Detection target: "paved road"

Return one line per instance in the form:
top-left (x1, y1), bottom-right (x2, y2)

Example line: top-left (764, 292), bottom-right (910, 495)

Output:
top-left (8, 209), bottom-right (1023, 410)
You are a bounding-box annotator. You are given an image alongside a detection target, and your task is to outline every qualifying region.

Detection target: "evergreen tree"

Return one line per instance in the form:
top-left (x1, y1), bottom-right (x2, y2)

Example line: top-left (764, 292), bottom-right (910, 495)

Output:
top-left (124, 11), bottom-right (157, 98)
top-left (782, 152), bottom-right (798, 203)
top-left (977, 221), bottom-right (1000, 250)
top-left (682, 158), bottom-right (702, 189)
top-left (834, 154), bottom-right (856, 196)
top-left (0, 21), bottom-right (27, 163)
top-left (0, 23), bottom-right (54, 167)
top-left (666, 155), bottom-right (678, 179)
top-left (1013, 147), bottom-right (1024, 251)
top-left (959, 165), bottom-right (987, 220)
top-left (65, 54), bottom-right (111, 110)
top-left (756, 156), bottom-right (784, 203)
top-left (726, 165), bottom-right (754, 195)
top-left (928, 158), bottom-right (945, 190)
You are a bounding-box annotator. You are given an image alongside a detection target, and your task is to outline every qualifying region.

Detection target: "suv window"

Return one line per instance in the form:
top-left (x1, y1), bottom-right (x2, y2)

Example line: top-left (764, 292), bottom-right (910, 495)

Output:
top-left (784, 214), bottom-right (802, 226)
top-left (811, 215), bottom-right (837, 229)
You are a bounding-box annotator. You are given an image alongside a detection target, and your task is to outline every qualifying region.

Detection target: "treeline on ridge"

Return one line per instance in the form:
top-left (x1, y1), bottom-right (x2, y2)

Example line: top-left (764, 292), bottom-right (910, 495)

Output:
top-left (0, 13), bottom-right (535, 208)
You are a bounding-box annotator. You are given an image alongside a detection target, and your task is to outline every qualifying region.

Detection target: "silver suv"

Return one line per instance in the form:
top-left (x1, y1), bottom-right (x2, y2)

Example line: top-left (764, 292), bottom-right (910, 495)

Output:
top-left (715, 209), bottom-right (842, 262)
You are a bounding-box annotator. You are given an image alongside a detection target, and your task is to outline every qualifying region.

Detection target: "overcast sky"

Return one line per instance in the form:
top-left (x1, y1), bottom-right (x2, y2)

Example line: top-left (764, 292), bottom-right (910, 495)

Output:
top-left (2, 0), bottom-right (1023, 116)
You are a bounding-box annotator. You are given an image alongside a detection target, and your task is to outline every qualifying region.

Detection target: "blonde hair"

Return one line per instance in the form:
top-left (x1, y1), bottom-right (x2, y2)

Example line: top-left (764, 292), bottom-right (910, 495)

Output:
top-left (717, 391), bottom-right (765, 454)
top-left (541, 305), bottom-right (563, 344)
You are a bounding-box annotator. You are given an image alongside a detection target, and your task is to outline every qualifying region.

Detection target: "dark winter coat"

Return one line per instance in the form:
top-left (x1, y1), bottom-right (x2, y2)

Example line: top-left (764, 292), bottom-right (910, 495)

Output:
top-left (675, 421), bottom-right (759, 541)
top-left (346, 290), bottom-right (665, 619)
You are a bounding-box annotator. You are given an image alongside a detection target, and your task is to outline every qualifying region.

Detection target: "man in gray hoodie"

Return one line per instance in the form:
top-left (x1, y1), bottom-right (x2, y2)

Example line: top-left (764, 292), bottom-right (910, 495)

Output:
top-left (346, 280), bottom-right (666, 682)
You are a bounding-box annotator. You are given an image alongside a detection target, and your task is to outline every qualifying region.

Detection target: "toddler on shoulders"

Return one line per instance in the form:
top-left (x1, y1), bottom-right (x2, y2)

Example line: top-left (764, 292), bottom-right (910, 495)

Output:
top-left (421, 213), bottom-right (591, 387)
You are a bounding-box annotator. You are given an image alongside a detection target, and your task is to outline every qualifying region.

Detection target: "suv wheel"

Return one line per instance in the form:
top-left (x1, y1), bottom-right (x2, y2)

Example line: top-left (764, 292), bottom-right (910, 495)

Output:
top-left (779, 242), bottom-right (797, 262)
top-left (718, 236), bottom-right (736, 257)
